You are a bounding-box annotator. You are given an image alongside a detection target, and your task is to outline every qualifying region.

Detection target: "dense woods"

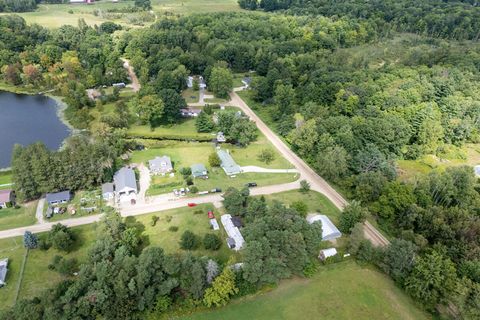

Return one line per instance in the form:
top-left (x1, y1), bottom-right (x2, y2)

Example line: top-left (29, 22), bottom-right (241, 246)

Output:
top-left (0, 0), bottom-right (36, 13)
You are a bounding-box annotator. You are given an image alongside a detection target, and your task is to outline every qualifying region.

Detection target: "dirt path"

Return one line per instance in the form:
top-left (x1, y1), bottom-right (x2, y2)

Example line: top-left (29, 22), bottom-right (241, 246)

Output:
top-left (121, 58), bottom-right (141, 92)
top-left (35, 198), bottom-right (45, 224)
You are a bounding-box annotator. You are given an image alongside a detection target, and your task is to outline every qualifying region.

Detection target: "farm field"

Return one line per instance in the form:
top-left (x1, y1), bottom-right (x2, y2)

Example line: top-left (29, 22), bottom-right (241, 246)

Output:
top-left (182, 260), bottom-right (431, 320)
top-left (0, 202), bottom-right (37, 231)
top-left (0, 0), bottom-right (242, 29)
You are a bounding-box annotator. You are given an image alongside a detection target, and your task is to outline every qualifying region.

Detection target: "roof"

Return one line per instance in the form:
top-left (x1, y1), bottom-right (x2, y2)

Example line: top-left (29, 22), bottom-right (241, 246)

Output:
top-left (319, 248), bottom-right (338, 259)
top-left (0, 190), bottom-right (12, 203)
top-left (231, 216), bottom-right (243, 228)
top-left (114, 167), bottom-right (137, 192)
top-left (242, 77), bottom-right (252, 85)
top-left (191, 163), bottom-right (207, 177)
top-left (210, 219), bottom-right (220, 230)
top-left (45, 190), bottom-right (71, 204)
top-left (180, 108), bottom-right (201, 114)
top-left (0, 258), bottom-right (8, 285)
top-left (102, 183), bottom-right (114, 194)
top-left (307, 214), bottom-right (342, 241)
top-left (217, 149), bottom-right (242, 176)
top-left (474, 165), bottom-right (480, 177)
top-left (221, 214), bottom-right (245, 251)
top-left (149, 156), bottom-right (173, 173)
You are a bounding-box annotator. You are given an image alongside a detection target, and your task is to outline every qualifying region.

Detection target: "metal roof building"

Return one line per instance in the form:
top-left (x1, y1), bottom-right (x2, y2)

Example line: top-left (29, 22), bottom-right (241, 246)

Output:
top-left (221, 214), bottom-right (245, 251)
top-left (45, 190), bottom-right (71, 205)
top-left (307, 214), bottom-right (342, 241)
top-left (191, 163), bottom-right (208, 178)
top-left (0, 258), bottom-right (8, 287)
top-left (114, 167), bottom-right (137, 195)
top-left (149, 156), bottom-right (173, 175)
top-left (217, 149), bottom-right (242, 176)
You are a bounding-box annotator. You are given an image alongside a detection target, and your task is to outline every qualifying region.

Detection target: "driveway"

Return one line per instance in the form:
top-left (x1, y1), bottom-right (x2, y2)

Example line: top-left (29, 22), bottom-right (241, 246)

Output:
top-left (121, 58), bottom-right (141, 92)
top-left (241, 166), bottom-right (299, 174)
top-left (35, 198), bottom-right (45, 224)
top-left (137, 163), bottom-right (151, 204)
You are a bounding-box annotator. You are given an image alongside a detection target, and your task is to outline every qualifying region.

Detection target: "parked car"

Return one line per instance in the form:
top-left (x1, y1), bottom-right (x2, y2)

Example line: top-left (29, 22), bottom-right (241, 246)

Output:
top-left (245, 182), bottom-right (257, 187)
top-left (187, 203), bottom-right (197, 207)
top-left (208, 211), bottom-right (215, 219)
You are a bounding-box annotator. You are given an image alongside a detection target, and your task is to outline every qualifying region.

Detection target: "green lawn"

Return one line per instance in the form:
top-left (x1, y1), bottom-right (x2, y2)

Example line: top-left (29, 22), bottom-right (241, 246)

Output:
top-left (182, 260), bottom-right (431, 320)
top-left (0, 202), bottom-right (37, 231)
top-left (0, 237), bottom-right (25, 311)
top-left (0, 171), bottom-right (13, 190)
top-left (127, 119), bottom-right (213, 141)
top-left (182, 88), bottom-right (200, 104)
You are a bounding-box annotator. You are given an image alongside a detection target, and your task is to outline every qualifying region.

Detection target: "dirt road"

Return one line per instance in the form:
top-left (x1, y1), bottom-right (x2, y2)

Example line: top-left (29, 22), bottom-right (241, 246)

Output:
top-left (121, 58), bottom-right (141, 92)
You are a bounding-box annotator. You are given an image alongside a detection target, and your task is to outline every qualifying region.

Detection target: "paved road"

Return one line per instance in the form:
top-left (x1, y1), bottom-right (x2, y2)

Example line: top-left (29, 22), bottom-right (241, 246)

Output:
top-left (229, 91), bottom-right (389, 246)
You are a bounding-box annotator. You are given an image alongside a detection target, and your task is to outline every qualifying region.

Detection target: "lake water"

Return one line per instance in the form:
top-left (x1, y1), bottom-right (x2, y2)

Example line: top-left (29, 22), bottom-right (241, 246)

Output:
top-left (0, 91), bottom-right (70, 169)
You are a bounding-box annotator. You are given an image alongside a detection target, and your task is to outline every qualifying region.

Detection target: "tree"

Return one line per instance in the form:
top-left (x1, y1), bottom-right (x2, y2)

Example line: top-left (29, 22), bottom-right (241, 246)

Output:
top-left (300, 180), bottom-right (310, 193)
top-left (23, 231), bottom-right (38, 249)
top-left (222, 187), bottom-right (247, 217)
top-left (180, 255), bottom-right (207, 299)
top-left (159, 89), bottom-right (186, 124)
top-left (274, 84), bottom-right (295, 116)
top-left (180, 230), bottom-right (199, 250)
top-left (405, 251), bottom-right (457, 307)
top-left (208, 152), bottom-right (221, 167)
top-left (130, 95), bottom-right (164, 128)
top-left (338, 201), bottom-right (368, 234)
top-left (315, 145), bottom-right (349, 181)
top-left (195, 111), bottom-right (214, 133)
top-left (291, 201), bottom-right (308, 217)
top-left (203, 265), bottom-right (238, 307)
top-left (47, 223), bottom-right (75, 252)
top-left (229, 118), bottom-right (258, 146)
top-left (209, 66), bottom-right (233, 98)
top-left (203, 234), bottom-right (222, 250)
top-left (257, 148), bottom-right (275, 164)
top-left (382, 239), bottom-right (417, 285)
top-left (206, 259), bottom-right (220, 284)
top-left (238, 0), bottom-right (258, 10)
top-left (134, 0), bottom-right (151, 10)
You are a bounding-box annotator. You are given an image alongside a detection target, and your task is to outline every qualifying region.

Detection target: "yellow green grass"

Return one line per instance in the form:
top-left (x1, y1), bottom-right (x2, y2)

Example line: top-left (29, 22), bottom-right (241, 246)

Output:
top-left (182, 88), bottom-right (200, 104)
top-left (182, 260), bottom-right (431, 320)
top-left (0, 171), bottom-right (13, 189)
top-left (0, 202), bottom-right (37, 231)
top-left (127, 119), bottom-right (213, 140)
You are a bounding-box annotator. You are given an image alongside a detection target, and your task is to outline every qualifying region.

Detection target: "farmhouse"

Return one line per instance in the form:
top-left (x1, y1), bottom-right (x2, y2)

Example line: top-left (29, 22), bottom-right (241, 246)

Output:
top-left (217, 149), bottom-right (242, 176)
top-left (46, 190), bottom-right (71, 205)
top-left (0, 258), bottom-right (7, 287)
top-left (221, 214), bottom-right (245, 251)
top-left (101, 183), bottom-right (115, 201)
top-left (307, 214), bottom-right (342, 241)
top-left (114, 167), bottom-right (138, 202)
top-left (0, 189), bottom-right (15, 209)
top-left (191, 163), bottom-right (208, 179)
top-left (149, 156), bottom-right (173, 175)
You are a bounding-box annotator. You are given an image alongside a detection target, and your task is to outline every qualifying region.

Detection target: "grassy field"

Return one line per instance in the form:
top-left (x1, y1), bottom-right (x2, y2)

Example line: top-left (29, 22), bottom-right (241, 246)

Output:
top-left (182, 88), bottom-right (200, 103)
top-left (0, 0), bottom-right (242, 29)
top-left (0, 202), bottom-right (37, 231)
top-left (127, 118), bottom-right (213, 140)
top-left (0, 171), bottom-right (13, 189)
top-left (182, 260), bottom-right (431, 320)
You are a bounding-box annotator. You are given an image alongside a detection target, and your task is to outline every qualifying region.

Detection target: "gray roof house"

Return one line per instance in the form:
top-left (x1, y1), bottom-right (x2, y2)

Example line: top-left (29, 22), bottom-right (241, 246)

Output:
top-left (217, 149), bottom-right (242, 176)
top-left (191, 163), bottom-right (208, 179)
top-left (307, 214), bottom-right (342, 241)
top-left (46, 191), bottom-right (71, 205)
top-left (149, 156), bottom-right (173, 175)
top-left (0, 258), bottom-right (8, 287)
top-left (114, 167), bottom-right (138, 196)
top-left (101, 183), bottom-right (115, 200)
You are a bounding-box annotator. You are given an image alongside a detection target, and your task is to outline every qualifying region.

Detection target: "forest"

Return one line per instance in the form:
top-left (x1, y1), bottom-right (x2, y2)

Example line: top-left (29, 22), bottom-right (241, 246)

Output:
top-left (0, 1), bottom-right (480, 318)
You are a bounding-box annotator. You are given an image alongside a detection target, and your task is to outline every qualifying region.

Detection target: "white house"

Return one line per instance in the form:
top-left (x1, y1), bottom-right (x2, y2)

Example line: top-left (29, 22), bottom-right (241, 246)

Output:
top-left (221, 214), bottom-right (245, 251)
top-left (113, 167), bottom-right (137, 202)
top-left (307, 214), bottom-right (342, 241)
top-left (149, 156), bottom-right (173, 176)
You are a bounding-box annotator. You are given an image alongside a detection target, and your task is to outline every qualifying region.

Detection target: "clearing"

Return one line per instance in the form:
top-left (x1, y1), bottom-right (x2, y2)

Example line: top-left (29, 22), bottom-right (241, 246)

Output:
top-left (0, 202), bottom-right (37, 232)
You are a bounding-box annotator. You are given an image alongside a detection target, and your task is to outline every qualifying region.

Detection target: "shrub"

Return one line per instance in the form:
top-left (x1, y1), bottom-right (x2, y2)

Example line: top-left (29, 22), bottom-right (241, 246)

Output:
top-left (257, 148), bottom-right (275, 164)
top-left (203, 234), bottom-right (222, 250)
top-left (180, 230), bottom-right (199, 250)
top-left (193, 209), bottom-right (203, 215)
top-left (168, 226), bottom-right (178, 232)
top-left (190, 186), bottom-right (199, 193)
top-left (302, 260), bottom-right (318, 277)
top-left (47, 224), bottom-right (75, 252)
top-left (179, 167), bottom-right (192, 177)
top-left (185, 176), bottom-right (194, 186)
top-left (300, 180), bottom-right (310, 193)
top-left (151, 215), bottom-right (159, 226)
top-left (38, 239), bottom-right (50, 251)
top-left (209, 152), bottom-right (221, 167)
top-left (291, 201), bottom-right (308, 217)
top-left (165, 215), bottom-right (172, 223)
top-left (23, 231), bottom-right (38, 249)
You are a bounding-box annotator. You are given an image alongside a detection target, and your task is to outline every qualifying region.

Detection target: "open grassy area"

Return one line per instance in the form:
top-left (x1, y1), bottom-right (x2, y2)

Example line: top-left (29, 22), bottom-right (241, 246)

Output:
top-left (0, 0), bottom-right (242, 29)
top-left (0, 171), bottom-right (13, 189)
top-left (182, 88), bottom-right (200, 104)
top-left (127, 119), bottom-right (213, 141)
top-left (0, 237), bottom-right (25, 311)
top-left (0, 202), bottom-right (37, 231)
top-left (182, 260), bottom-right (431, 320)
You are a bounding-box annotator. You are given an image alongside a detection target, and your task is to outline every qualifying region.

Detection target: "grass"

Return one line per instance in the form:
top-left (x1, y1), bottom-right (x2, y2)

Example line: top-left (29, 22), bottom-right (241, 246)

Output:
top-left (182, 260), bottom-right (431, 320)
top-left (182, 88), bottom-right (200, 104)
top-left (127, 119), bottom-right (213, 141)
top-left (0, 202), bottom-right (37, 231)
top-left (0, 171), bottom-right (13, 189)
top-left (0, 237), bottom-right (25, 311)
top-left (44, 190), bottom-right (105, 222)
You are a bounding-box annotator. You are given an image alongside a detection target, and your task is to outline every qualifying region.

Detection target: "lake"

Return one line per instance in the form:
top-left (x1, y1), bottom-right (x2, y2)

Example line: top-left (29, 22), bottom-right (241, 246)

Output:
top-left (0, 91), bottom-right (70, 169)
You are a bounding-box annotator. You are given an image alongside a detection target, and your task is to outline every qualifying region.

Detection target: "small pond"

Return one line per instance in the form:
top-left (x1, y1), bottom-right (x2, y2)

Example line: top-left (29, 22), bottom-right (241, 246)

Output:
top-left (0, 91), bottom-right (70, 168)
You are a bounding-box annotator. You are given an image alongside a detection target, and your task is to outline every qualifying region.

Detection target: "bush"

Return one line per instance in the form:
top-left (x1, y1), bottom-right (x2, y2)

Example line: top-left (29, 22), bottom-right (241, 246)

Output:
top-left (180, 230), bottom-right (199, 250)
top-left (190, 185), bottom-right (199, 193)
top-left (291, 201), bottom-right (308, 217)
top-left (168, 226), bottom-right (178, 232)
top-left (38, 239), bottom-right (50, 251)
top-left (300, 180), bottom-right (310, 193)
top-left (179, 167), bottom-right (192, 177)
top-left (193, 209), bottom-right (203, 215)
top-left (185, 176), bottom-right (194, 186)
top-left (48, 224), bottom-right (75, 252)
top-left (203, 234), bottom-right (222, 250)
top-left (165, 215), bottom-right (172, 223)
top-left (209, 152), bottom-right (221, 167)
top-left (48, 255), bottom-right (78, 275)
top-left (302, 260), bottom-right (318, 277)
top-left (151, 215), bottom-right (159, 226)
top-left (257, 148), bottom-right (275, 164)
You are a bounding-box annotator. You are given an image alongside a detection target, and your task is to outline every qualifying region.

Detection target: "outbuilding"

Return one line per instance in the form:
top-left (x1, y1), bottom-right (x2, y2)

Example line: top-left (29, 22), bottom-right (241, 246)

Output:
top-left (474, 165), bottom-right (480, 177)
top-left (102, 183), bottom-right (115, 201)
top-left (0, 258), bottom-right (8, 287)
top-left (0, 190), bottom-right (15, 209)
top-left (191, 164), bottom-right (208, 179)
top-left (46, 190), bottom-right (71, 206)
top-left (318, 248), bottom-right (338, 261)
top-left (307, 214), bottom-right (342, 241)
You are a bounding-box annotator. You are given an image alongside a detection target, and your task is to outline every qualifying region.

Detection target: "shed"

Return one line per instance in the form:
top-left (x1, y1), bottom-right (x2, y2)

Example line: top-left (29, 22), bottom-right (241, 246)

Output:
top-left (102, 183), bottom-right (115, 200)
top-left (191, 164), bottom-right (208, 179)
top-left (149, 156), bottom-right (173, 175)
top-left (0, 190), bottom-right (15, 209)
top-left (0, 258), bottom-right (8, 287)
top-left (242, 77), bottom-right (252, 87)
top-left (210, 219), bottom-right (220, 231)
top-left (216, 132), bottom-right (226, 143)
top-left (307, 214), bottom-right (342, 241)
top-left (114, 167), bottom-right (137, 199)
top-left (46, 191), bottom-right (71, 205)
top-left (217, 149), bottom-right (242, 176)
top-left (318, 248), bottom-right (338, 261)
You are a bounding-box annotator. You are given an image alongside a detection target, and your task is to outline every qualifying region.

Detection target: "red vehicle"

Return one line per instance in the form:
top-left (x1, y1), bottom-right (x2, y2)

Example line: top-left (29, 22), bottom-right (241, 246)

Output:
top-left (187, 203), bottom-right (197, 207)
top-left (208, 211), bottom-right (215, 219)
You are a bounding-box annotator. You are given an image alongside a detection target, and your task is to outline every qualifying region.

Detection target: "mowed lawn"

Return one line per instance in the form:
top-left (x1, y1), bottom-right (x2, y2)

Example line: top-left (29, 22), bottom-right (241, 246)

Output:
top-left (182, 261), bottom-right (431, 320)
top-left (127, 119), bottom-right (213, 140)
top-left (0, 202), bottom-right (37, 231)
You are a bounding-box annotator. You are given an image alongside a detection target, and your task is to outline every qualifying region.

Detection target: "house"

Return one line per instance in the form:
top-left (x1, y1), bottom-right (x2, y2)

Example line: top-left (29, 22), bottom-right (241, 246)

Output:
top-left (221, 214), bottom-right (245, 251)
top-left (216, 132), bottom-right (226, 143)
top-left (474, 165), bottom-right (480, 177)
top-left (191, 164), bottom-right (208, 179)
top-left (46, 191), bottom-right (71, 206)
top-left (149, 156), bottom-right (173, 175)
top-left (0, 190), bottom-right (15, 209)
top-left (307, 214), bottom-right (342, 241)
top-left (241, 77), bottom-right (252, 88)
top-left (199, 76), bottom-right (207, 89)
top-left (186, 76), bottom-right (194, 88)
top-left (318, 248), bottom-right (338, 261)
top-left (70, 0), bottom-right (94, 3)
top-left (217, 149), bottom-right (242, 176)
top-left (102, 183), bottom-right (115, 201)
top-left (210, 219), bottom-right (220, 231)
top-left (112, 82), bottom-right (126, 88)
top-left (0, 258), bottom-right (8, 287)
top-left (113, 167), bottom-right (138, 202)
top-left (180, 108), bottom-right (201, 117)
